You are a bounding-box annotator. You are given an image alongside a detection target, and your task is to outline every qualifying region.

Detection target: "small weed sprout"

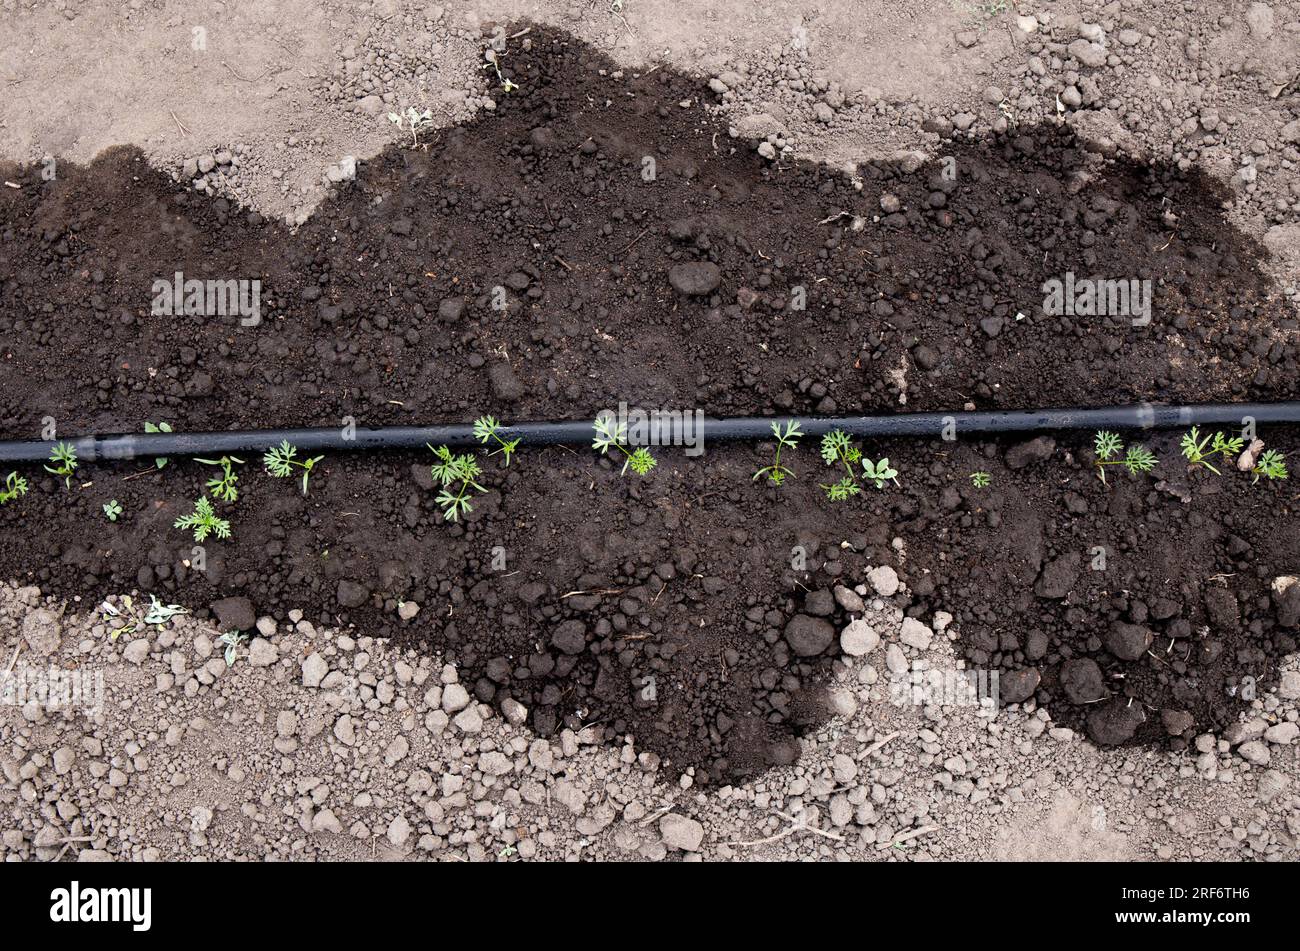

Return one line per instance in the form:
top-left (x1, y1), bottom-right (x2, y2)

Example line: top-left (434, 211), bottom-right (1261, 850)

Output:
top-left (1180, 427), bottom-right (1244, 475)
top-left (217, 631), bottom-right (246, 666)
top-left (429, 444), bottom-right (486, 521)
top-left (173, 497), bottom-right (231, 542)
top-left (970, 471), bottom-right (991, 488)
top-left (484, 49), bottom-right (519, 93)
top-left (143, 594), bottom-right (187, 628)
top-left (753, 420), bottom-right (802, 487)
top-left (144, 420), bottom-right (172, 468)
top-left (473, 415), bottom-right (521, 465)
top-left (45, 441), bottom-right (78, 489)
top-left (100, 598), bottom-right (135, 641)
top-left (102, 499), bottom-right (122, 521)
top-left (0, 472), bottom-right (29, 505)
top-left (1253, 449), bottom-right (1289, 484)
top-left (103, 594), bottom-right (187, 643)
top-left (102, 597), bottom-right (143, 641)
top-left (388, 107), bottom-right (433, 146)
top-left (263, 441), bottom-right (324, 495)
top-left (592, 415), bottom-right (657, 477)
top-left (1092, 431), bottom-right (1157, 484)
top-left (862, 457), bottom-right (899, 489)
top-left (194, 455), bottom-right (245, 502)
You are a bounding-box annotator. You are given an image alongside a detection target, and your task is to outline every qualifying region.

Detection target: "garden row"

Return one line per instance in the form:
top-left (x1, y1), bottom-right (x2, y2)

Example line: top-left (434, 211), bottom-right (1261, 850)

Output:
top-left (2, 26), bottom-right (1297, 775)
top-left (3, 416), bottom-right (1287, 539)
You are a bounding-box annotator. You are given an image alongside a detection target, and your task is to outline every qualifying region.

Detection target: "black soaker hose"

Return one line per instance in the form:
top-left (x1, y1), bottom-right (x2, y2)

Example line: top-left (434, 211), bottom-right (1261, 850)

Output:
top-left (1, 402), bottom-right (1297, 464)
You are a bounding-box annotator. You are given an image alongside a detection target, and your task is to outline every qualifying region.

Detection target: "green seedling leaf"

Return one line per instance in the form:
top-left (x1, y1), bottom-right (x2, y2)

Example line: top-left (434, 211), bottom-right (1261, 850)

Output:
top-left (145, 421), bottom-right (173, 468)
top-left (217, 631), bottom-right (246, 666)
top-left (44, 441), bottom-right (78, 489)
top-left (754, 420), bottom-right (802, 487)
top-left (591, 415), bottom-right (657, 478)
top-left (143, 594), bottom-right (187, 627)
top-left (264, 441), bottom-right (325, 496)
top-left (173, 496), bottom-right (231, 543)
top-left (862, 457), bottom-right (899, 489)
top-left (1253, 449), bottom-right (1288, 484)
top-left (0, 471), bottom-right (29, 505)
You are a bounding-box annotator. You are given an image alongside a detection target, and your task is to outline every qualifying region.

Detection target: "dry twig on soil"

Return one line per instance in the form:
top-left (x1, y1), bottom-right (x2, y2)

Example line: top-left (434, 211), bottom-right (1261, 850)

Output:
top-left (732, 810), bottom-right (846, 847)
top-left (864, 730), bottom-right (900, 756)
top-left (876, 824), bottom-right (939, 851)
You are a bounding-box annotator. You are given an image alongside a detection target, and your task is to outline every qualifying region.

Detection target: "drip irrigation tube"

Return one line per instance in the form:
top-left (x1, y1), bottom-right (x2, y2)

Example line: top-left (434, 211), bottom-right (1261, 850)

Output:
top-left (1, 402), bottom-right (1298, 464)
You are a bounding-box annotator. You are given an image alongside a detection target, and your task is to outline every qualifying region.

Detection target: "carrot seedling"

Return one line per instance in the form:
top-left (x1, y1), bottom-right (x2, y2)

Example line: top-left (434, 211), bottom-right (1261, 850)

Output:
top-left (592, 415), bottom-right (657, 477)
top-left (45, 441), bottom-right (77, 489)
top-left (173, 497), bottom-right (231, 542)
top-left (753, 420), bottom-right (802, 487)
top-left (819, 429), bottom-right (862, 500)
top-left (0, 472), bottom-right (28, 505)
top-left (1093, 431), bottom-right (1156, 484)
top-left (1180, 426), bottom-right (1244, 475)
top-left (429, 444), bottom-right (486, 521)
top-left (194, 455), bottom-right (245, 503)
top-left (263, 441), bottom-right (324, 496)
top-left (1253, 449), bottom-right (1288, 484)
top-left (473, 415), bottom-right (520, 465)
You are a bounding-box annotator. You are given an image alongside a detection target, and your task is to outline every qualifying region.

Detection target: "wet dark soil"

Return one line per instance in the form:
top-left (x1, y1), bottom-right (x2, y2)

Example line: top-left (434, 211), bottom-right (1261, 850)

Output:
top-left (1, 25), bottom-right (1298, 782)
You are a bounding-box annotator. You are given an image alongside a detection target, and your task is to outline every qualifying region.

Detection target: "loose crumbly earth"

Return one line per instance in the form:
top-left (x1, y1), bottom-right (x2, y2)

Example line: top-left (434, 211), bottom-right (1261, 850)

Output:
top-left (3, 0), bottom-right (1300, 860)
top-left (3, 580), bottom-right (1298, 861)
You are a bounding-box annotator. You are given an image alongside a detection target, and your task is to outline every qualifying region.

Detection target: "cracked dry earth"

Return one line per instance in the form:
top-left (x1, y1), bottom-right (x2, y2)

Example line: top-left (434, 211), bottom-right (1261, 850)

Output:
top-left (4, 0), bottom-right (1300, 861)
